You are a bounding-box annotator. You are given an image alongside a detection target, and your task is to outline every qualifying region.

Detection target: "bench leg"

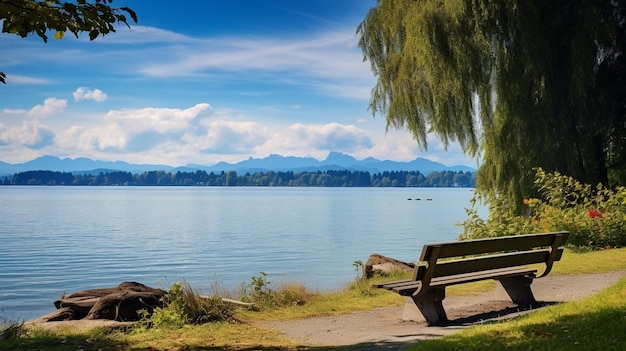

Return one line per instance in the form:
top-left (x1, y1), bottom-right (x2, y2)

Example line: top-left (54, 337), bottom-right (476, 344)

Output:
top-left (498, 276), bottom-right (536, 305)
top-left (411, 287), bottom-right (448, 325)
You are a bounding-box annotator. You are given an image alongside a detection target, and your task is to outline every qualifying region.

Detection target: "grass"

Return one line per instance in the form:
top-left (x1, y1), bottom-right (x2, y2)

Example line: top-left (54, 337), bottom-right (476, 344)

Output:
top-left (407, 277), bottom-right (626, 350)
top-left (1, 247), bottom-right (625, 350)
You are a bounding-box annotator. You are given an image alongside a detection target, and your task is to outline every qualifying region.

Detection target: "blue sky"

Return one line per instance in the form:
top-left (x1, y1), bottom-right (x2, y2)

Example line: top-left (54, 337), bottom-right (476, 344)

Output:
top-left (0, 0), bottom-right (478, 167)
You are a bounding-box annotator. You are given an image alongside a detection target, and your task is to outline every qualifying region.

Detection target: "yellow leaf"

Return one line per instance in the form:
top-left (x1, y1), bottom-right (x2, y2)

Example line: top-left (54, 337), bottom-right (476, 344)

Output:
top-left (54, 31), bottom-right (65, 40)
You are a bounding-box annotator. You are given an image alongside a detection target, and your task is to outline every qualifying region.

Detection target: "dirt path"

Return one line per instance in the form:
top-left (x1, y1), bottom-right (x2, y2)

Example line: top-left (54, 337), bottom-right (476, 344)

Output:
top-left (256, 270), bottom-right (626, 350)
top-left (27, 271), bottom-right (625, 350)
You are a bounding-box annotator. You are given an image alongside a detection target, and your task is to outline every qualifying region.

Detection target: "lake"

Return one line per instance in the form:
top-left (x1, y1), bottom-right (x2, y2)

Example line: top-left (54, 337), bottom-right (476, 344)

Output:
top-left (0, 186), bottom-right (485, 321)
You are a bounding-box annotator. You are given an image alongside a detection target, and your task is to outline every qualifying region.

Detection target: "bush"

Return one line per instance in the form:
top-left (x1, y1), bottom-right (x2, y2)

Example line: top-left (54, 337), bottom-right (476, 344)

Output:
top-left (238, 272), bottom-right (315, 310)
top-left (138, 281), bottom-right (236, 329)
top-left (461, 168), bottom-right (626, 250)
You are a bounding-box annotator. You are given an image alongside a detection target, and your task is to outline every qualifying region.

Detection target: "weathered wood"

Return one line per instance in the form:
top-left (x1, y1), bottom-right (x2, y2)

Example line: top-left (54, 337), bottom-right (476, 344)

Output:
top-left (411, 287), bottom-right (447, 325)
top-left (374, 232), bottom-right (569, 325)
top-left (418, 232), bottom-right (569, 260)
top-left (86, 291), bottom-right (164, 321)
top-left (54, 296), bottom-right (102, 318)
top-left (498, 275), bottom-right (536, 305)
top-left (198, 296), bottom-right (256, 308)
top-left (37, 307), bottom-right (82, 322)
top-left (44, 282), bottom-right (166, 322)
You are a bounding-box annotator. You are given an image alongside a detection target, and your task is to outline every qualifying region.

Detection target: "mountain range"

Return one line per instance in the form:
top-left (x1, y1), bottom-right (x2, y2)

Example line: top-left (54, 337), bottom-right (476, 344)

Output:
top-left (0, 152), bottom-right (476, 176)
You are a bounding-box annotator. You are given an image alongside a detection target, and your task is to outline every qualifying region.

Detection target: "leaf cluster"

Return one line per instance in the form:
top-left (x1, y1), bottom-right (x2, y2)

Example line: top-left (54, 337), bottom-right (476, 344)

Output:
top-left (1, 0), bottom-right (136, 42)
top-left (461, 168), bottom-right (626, 250)
top-left (0, 0), bottom-right (137, 84)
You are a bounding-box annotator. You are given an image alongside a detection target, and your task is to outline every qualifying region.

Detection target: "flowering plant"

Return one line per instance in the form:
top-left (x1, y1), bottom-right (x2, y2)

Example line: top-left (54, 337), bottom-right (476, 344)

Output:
top-left (461, 168), bottom-right (626, 250)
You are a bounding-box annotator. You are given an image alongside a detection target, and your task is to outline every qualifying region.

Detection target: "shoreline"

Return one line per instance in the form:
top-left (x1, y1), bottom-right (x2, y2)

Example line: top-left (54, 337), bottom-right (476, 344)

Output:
top-left (23, 270), bottom-right (626, 348)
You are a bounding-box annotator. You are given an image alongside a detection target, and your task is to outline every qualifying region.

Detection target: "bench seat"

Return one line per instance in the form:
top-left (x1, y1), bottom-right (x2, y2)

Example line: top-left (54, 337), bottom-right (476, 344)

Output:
top-left (376, 266), bottom-right (537, 295)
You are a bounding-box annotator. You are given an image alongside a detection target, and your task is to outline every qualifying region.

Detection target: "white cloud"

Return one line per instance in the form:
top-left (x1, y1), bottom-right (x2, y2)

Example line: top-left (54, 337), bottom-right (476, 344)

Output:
top-left (2, 108), bottom-right (28, 114)
top-left (250, 122), bottom-right (374, 161)
top-left (73, 87), bottom-right (108, 102)
top-left (3, 75), bottom-right (52, 85)
top-left (196, 120), bottom-right (269, 155)
top-left (79, 103), bottom-right (212, 152)
top-left (0, 121), bottom-right (55, 149)
top-left (96, 25), bottom-right (196, 44)
top-left (28, 98), bottom-right (67, 118)
top-left (289, 122), bottom-right (373, 151)
top-left (134, 30), bottom-right (374, 99)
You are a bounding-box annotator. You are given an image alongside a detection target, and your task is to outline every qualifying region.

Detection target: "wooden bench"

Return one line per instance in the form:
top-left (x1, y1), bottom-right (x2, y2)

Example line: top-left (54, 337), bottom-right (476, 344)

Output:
top-left (374, 231), bottom-right (569, 325)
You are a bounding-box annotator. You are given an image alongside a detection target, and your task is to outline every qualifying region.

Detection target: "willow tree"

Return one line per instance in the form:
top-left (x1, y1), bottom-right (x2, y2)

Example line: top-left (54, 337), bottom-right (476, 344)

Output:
top-left (358, 0), bottom-right (626, 212)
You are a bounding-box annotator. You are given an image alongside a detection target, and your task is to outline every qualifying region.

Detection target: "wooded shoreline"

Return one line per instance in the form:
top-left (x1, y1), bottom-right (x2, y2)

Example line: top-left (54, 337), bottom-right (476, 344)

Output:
top-left (2, 169), bottom-right (476, 187)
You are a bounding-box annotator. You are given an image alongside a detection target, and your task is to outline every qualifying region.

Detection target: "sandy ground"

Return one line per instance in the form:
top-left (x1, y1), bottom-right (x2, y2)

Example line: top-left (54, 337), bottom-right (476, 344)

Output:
top-left (27, 270), bottom-right (625, 350)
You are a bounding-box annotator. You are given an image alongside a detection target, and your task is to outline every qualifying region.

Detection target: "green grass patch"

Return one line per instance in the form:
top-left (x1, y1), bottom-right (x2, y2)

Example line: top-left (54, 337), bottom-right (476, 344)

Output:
top-left (552, 247), bottom-right (626, 274)
top-left (0, 325), bottom-right (130, 351)
top-left (408, 277), bottom-right (626, 351)
top-left (124, 322), bottom-right (297, 350)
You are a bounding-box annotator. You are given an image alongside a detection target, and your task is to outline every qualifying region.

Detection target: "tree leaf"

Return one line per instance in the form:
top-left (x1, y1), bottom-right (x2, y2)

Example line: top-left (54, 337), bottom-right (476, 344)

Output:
top-left (54, 31), bottom-right (65, 40)
top-left (89, 29), bottom-right (99, 41)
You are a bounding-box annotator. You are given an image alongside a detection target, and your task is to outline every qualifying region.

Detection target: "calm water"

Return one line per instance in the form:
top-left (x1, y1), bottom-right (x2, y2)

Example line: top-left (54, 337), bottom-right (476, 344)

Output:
top-left (0, 186), bottom-right (485, 321)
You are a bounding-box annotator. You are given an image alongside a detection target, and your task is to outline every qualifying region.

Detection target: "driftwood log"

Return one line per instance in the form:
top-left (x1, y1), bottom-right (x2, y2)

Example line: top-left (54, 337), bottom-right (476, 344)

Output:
top-left (43, 282), bottom-right (167, 322)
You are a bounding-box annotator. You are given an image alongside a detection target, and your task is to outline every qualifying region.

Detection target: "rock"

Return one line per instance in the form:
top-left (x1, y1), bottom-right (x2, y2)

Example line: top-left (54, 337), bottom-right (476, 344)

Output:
top-left (46, 281), bottom-right (167, 322)
top-left (364, 254), bottom-right (415, 278)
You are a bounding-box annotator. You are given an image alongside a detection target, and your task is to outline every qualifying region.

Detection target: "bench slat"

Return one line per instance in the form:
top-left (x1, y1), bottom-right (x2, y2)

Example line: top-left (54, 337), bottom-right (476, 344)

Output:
top-left (377, 267), bottom-right (537, 295)
top-left (372, 279), bottom-right (412, 289)
top-left (419, 231), bottom-right (569, 260)
top-left (427, 248), bottom-right (562, 278)
top-left (430, 267), bottom-right (536, 287)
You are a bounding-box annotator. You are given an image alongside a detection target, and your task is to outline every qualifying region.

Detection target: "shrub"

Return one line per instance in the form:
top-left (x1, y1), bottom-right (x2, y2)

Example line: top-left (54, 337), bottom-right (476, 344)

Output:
top-left (275, 283), bottom-right (313, 307)
top-left (138, 281), bottom-right (236, 329)
top-left (461, 169), bottom-right (626, 250)
top-left (238, 272), bottom-right (315, 309)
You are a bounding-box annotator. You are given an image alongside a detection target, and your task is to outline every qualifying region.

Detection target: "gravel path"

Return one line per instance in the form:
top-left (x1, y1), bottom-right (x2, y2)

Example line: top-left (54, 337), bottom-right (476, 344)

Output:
top-left (256, 270), bottom-right (626, 350)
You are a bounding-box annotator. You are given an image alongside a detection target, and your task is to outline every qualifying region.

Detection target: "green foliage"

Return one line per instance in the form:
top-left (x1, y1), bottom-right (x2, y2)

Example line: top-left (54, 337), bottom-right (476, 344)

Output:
top-left (347, 260), bottom-right (376, 297)
top-left (352, 260), bottom-right (363, 280)
top-left (0, 0), bottom-right (137, 84)
top-left (0, 0), bottom-right (137, 42)
top-left (0, 318), bottom-right (24, 340)
top-left (138, 281), bottom-right (236, 329)
top-left (461, 169), bottom-right (626, 250)
top-left (247, 272), bottom-right (275, 308)
top-left (358, 0), bottom-right (626, 212)
top-left (239, 272), bottom-right (314, 310)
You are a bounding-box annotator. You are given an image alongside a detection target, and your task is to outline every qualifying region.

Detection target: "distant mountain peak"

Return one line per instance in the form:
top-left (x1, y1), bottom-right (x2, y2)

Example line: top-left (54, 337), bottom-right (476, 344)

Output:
top-left (323, 151), bottom-right (358, 166)
top-left (0, 152), bottom-right (476, 177)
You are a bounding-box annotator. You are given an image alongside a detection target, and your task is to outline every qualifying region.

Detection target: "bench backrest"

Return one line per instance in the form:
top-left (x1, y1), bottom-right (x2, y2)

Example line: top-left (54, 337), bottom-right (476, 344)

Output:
top-left (412, 231), bottom-right (569, 282)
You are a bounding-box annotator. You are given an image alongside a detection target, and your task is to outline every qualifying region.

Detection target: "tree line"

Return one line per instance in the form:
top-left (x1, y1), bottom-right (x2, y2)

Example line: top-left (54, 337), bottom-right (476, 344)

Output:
top-left (3, 169), bottom-right (475, 187)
